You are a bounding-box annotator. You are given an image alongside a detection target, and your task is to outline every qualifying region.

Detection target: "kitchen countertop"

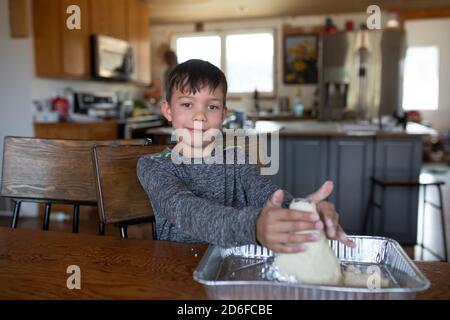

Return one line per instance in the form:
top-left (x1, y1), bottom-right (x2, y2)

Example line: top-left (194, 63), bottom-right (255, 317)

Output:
top-left (246, 111), bottom-right (314, 121)
top-left (116, 114), bottom-right (163, 124)
top-left (146, 121), bottom-right (437, 139)
top-left (34, 115), bottom-right (164, 125)
top-left (256, 120), bottom-right (437, 137)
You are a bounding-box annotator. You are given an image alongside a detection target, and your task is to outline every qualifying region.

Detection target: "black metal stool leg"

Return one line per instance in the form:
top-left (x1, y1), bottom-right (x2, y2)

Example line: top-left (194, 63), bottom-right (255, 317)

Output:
top-left (72, 204), bottom-right (79, 234)
top-left (377, 185), bottom-right (386, 236)
top-left (99, 222), bottom-right (106, 235)
top-left (11, 200), bottom-right (21, 228)
top-left (437, 185), bottom-right (448, 262)
top-left (119, 225), bottom-right (128, 238)
top-left (43, 203), bottom-right (51, 231)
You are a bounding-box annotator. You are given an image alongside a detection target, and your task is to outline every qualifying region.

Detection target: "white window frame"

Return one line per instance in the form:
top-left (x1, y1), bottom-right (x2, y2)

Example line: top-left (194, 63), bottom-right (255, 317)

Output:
top-left (171, 29), bottom-right (276, 98)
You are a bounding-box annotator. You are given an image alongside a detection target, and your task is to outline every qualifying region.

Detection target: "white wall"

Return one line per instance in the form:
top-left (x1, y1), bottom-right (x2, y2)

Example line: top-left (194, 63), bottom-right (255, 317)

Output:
top-left (31, 79), bottom-right (141, 103)
top-left (151, 12), bottom-right (395, 112)
top-left (0, 0), bottom-right (34, 142)
top-left (405, 18), bottom-right (450, 132)
top-left (0, 0), bottom-right (35, 215)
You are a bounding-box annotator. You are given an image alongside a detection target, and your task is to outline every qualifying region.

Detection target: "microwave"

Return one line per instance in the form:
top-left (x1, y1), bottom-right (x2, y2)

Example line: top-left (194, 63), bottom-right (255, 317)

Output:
top-left (91, 34), bottom-right (133, 81)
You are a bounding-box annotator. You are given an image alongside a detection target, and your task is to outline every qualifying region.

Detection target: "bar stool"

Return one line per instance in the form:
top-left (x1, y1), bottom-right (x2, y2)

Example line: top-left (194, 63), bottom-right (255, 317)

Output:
top-left (363, 175), bottom-right (448, 262)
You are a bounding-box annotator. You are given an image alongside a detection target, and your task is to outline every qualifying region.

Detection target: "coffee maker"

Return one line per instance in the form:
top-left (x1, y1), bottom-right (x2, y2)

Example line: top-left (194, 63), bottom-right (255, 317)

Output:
top-left (72, 91), bottom-right (118, 119)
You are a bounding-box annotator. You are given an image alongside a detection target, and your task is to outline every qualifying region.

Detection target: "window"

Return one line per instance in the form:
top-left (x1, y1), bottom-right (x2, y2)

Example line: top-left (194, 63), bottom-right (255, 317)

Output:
top-left (402, 46), bottom-right (439, 111)
top-left (226, 33), bottom-right (274, 93)
top-left (175, 36), bottom-right (221, 69)
top-left (173, 31), bottom-right (274, 95)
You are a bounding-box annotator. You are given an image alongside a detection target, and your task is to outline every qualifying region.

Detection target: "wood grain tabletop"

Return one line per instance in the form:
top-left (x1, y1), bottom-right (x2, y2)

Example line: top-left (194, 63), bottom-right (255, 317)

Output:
top-left (0, 227), bottom-right (208, 299)
top-left (415, 261), bottom-right (450, 300)
top-left (0, 227), bottom-right (448, 300)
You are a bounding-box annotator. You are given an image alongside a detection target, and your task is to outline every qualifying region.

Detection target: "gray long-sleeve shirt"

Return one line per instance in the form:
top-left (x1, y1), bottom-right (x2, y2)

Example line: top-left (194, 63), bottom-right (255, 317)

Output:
top-left (137, 146), bottom-right (293, 247)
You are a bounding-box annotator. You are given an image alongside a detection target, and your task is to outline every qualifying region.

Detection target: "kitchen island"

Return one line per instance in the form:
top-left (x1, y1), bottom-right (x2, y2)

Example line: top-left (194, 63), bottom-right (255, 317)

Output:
top-left (260, 121), bottom-right (435, 245)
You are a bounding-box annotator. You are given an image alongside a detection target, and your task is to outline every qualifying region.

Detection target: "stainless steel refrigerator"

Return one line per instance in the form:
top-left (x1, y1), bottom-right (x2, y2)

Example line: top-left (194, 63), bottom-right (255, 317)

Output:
top-left (318, 30), bottom-right (406, 121)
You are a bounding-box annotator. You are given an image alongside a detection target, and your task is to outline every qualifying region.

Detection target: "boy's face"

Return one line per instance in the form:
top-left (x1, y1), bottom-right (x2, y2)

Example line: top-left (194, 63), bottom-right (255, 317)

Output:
top-left (161, 85), bottom-right (228, 149)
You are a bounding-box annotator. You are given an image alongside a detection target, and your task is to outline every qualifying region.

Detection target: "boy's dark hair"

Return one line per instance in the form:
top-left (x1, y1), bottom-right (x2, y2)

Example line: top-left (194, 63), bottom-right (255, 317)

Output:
top-left (165, 59), bottom-right (228, 106)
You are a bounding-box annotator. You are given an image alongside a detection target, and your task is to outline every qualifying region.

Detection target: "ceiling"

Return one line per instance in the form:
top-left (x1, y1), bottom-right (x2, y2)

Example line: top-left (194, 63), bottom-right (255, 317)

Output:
top-left (146, 0), bottom-right (450, 25)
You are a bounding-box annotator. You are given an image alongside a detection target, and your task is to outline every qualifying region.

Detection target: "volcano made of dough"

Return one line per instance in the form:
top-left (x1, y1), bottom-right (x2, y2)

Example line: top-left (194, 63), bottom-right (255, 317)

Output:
top-left (273, 198), bottom-right (343, 286)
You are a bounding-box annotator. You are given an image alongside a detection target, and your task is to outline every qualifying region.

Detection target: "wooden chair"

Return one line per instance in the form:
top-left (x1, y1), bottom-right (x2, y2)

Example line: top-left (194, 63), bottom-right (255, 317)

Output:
top-left (1, 136), bottom-right (147, 233)
top-left (92, 144), bottom-right (167, 239)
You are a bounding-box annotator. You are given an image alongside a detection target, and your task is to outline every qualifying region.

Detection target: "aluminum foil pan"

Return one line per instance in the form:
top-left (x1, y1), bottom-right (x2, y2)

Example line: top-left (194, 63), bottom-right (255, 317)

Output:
top-left (193, 236), bottom-right (430, 300)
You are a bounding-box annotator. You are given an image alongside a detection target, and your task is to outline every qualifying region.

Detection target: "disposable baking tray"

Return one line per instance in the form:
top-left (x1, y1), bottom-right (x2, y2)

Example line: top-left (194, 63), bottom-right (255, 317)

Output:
top-left (193, 236), bottom-right (430, 300)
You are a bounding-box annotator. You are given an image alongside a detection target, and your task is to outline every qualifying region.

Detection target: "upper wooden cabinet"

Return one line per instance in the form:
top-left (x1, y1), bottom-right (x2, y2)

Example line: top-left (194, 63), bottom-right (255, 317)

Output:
top-left (33, 0), bottom-right (90, 78)
top-left (90, 0), bottom-right (127, 40)
top-left (60, 0), bottom-right (91, 78)
top-left (126, 0), bottom-right (151, 84)
top-left (33, 0), bottom-right (61, 78)
top-left (32, 0), bottom-right (151, 84)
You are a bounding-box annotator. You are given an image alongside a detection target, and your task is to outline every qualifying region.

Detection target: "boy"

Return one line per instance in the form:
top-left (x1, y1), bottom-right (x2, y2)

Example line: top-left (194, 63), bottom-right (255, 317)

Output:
top-left (137, 59), bottom-right (355, 253)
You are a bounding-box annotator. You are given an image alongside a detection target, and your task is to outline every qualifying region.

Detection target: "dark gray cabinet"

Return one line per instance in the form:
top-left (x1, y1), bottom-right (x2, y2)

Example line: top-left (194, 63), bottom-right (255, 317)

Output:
top-left (372, 137), bottom-right (422, 244)
top-left (284, 137), bottom-right (329, 198)
top-left (328, 138), bottom-right (374, 235)
top-left (266, 136), bottom-right (286, 189)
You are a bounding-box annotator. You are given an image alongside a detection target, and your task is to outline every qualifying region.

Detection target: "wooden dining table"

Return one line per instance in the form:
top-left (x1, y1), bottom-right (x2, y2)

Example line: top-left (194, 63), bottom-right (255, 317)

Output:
top-left (0, 227), bottom-right (449, 300)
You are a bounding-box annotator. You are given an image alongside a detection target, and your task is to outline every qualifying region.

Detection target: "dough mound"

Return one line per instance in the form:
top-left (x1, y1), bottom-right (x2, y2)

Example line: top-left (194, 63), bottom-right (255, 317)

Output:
top-left (273, 199), bottom-right (343, 286)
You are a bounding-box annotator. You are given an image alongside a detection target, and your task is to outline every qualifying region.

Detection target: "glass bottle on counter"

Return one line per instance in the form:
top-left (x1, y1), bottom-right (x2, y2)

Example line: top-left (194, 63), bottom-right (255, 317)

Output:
top-left (253, 88), bottom-right (261, 113)
top-left (293, 88), bottom-right (304, 117)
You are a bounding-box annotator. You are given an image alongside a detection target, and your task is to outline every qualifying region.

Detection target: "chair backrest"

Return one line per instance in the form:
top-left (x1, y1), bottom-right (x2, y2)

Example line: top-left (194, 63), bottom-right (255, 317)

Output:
top-left (92, 144), bottom-right (167, 225)
top-left (1, 136), bottom-right (146, 204)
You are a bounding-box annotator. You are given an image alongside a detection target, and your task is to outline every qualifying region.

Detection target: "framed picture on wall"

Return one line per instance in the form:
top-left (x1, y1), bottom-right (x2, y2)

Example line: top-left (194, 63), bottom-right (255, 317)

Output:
top-left (283, 33), bottom-right (319, 84)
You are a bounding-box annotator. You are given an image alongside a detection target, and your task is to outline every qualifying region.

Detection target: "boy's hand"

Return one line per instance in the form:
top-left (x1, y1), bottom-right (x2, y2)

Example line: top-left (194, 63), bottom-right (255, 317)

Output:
top-left (306, 181), bottom-right (356, 248)
top-left (256, 190), bottom-right (324, 253)
top-left (256, 181), bottom-right (357, 253)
